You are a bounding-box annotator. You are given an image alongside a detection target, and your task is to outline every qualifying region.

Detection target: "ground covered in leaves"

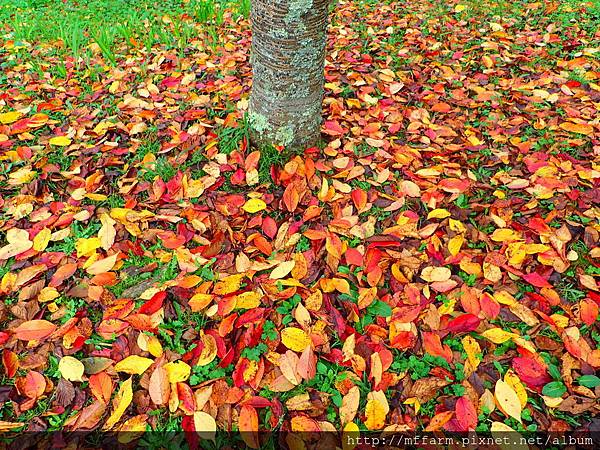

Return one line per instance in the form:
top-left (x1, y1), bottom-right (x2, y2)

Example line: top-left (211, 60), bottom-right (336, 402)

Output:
top-left (0, 0), bottom-right (600, 446)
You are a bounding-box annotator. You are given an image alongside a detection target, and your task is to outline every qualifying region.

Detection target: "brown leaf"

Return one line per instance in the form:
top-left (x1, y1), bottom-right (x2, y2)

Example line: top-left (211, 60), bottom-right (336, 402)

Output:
top-left (149, 366), bottom-right (170, 406)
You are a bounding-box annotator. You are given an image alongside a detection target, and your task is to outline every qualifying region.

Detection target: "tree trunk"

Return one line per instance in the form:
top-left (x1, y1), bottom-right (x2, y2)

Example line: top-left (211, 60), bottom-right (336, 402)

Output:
top-left (248, 0), bottom-right (329, 150)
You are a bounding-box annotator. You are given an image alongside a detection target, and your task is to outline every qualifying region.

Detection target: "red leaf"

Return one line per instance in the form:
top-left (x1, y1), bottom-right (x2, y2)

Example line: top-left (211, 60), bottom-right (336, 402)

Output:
top-left (522, 272), bottom-right (552, 288)
top-left (445, 314), bottom-right (480, 333)
top-left (138, 291), bottom-right (167, 315)
top-left (262, 216), bottom-right (278, 239)
top-left (455, 396), bottom-right (477, 431)
top-left (322, 120), bottom-right (347, 136)
top-left (512, 356), bottom-right (551, 389)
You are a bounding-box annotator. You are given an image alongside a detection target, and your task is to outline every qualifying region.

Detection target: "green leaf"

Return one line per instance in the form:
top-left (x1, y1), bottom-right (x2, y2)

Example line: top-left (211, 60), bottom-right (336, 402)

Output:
top-left (577, 375), bottom-right (600, 388)
top-left (542, 381), bottom-right (566, 398)
top-left (368, 300), bottom-right (392, 317)
top-left (547, 363), bottom-right (561, 380)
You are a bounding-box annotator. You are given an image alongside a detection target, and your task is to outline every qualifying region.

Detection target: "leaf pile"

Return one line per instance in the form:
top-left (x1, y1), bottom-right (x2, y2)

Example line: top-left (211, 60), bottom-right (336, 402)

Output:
top-left (0, 0), bottom-right (599, 445)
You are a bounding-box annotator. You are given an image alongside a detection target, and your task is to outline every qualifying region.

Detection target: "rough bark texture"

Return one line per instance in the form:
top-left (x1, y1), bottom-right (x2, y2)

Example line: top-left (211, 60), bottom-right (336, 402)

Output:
top-left (248, 0), bottom-right (329, 149)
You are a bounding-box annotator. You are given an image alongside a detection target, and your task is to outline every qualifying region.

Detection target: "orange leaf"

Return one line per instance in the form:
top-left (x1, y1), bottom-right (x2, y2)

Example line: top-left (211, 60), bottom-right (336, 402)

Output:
top-left (2, 350), bottom-right (19, 378)
top-left (16, 370), bottom-right (46, 399)
top-left (13, 320), bottom-right (56, 341)
top-left (49, 263), bottom-right (78, 287)
top-left (425, 410), bottom-right (454, 431)
top-left (580, 299), bottom-right (598, 326)
top-left (238, 405), bottom-right (260, 449)
top-left (559, 121), bottom-right (594, 136)
top-left (89, 372), bottom-right (113, 404)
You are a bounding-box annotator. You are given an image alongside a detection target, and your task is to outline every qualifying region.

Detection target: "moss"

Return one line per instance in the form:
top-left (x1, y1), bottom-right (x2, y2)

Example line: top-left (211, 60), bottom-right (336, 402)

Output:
top-left (285, 0), bottom-right (313, 25)
top-left (274, 125), bottom-right (295, 146)
top-left (292, 39), bottom-right (321, 70)
top-left (249, 111), bottom-right (270, 134)
top-left (269, 28), bottom-right (289, 39)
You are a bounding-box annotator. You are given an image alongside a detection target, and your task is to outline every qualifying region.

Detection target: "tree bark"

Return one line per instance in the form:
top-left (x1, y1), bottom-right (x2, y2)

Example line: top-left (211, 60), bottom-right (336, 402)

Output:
top-left (249, 0), bottom-right (329, 150)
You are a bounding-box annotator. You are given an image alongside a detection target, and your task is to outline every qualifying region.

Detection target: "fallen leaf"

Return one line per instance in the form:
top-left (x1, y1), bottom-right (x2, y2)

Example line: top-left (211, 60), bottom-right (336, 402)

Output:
top-left (58, 356), bottom-right (85, 382)
top-left (114, 355), bottom-right (153, 375)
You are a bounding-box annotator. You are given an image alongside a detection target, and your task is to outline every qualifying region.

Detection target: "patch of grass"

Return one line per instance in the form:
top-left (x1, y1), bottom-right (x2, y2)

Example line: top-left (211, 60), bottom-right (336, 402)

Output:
top-left (257, 144), bottom-right (291, 185)
top-left (217, 114), bottom-right (250, 155)
top-left (0, 0), bottom-right (251, 67)
top-left (141, 156), bottom-right (177, 182)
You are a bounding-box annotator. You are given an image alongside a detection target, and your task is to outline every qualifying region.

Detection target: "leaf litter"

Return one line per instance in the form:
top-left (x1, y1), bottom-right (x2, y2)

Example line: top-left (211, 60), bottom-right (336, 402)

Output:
top-left (0, 0), bottom-right (599, 445)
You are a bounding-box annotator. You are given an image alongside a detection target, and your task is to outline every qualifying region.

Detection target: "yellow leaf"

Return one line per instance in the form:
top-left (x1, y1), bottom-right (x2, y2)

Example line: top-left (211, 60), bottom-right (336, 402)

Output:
top-left (193, 411), bottom-right (216, 441)
top-left (146, 335), bottom-right (163, 358)
top-left (33, 228), bottom-right (51, 252)
top-left (455, 4), bottom-right (466, 12)
top-left (0, 421), bottom-right (25, 431)
top-left (49, 136), bottom-right (72, 146)
top-left (197, 333), bottom-right (218, 366)
top-left (189, 293), bottom-right (213, 311)
top-left (164, 361), bottom-right (191, 383)
top-left (76, 237), bottom-right (101, 258)
top-left (483, 262), bottom-right (502, 282)
top-left (449, 219), bottom-right (466, 233)
top-left (0, 111), bottom-right (23, 124)
top-left (542, 395), bottom-right (563, 408)
top-left (281, 327), bottom-right (311, 352)
top-left (58, 356), bottom-right (85, 382)
top-left (104, 378), bottom-right (133, 430)
top-left (0, 272), bottom-right (17, 293)
top-left (439, 297), bottom-right (456, 315)
top-left (99, 213), bottom-right (116, 251)
top-left (114, 355), bottom-right (153, 375)
top-left (504, 370), bottom-right (527, 408)
top-left (242, 198), bottom-right (267, 213)
top-left (550, 313), bottom-right (569, 328)
top-left (481, 328), bottom-right (516, 344)
top-left (491, 422), bottom-right (528, 450)
top-left (490, 228), bottom-right (521, 242)
top-left (342, 422), bottom-right (360, 450)
top-left (420, 266), bottom-right (451, 282)
top-left (512, 336), bottom-right (537, 354)
top-left (495, 379), bottom-right (522, 423)
top-left (137, 333), bottom-right (161, 356)
top-left (270, 260), bottom-right (296, 280)
top-left (235, 291), bottom-right (262, 309)
top-left (507, 243), bottom-right (527, 266)
top-left (480, 389), bottom-right (496, 414)
top-left (8, 167), bottom-right (37, 185)
top-left (448, 235), bottom-right (464, 256)
top-left (213, 274), bottom-right (244, 295)
top-left (86, 193), bottom-right (108, 201)
top-left (522, 243), bottom-right (550, 254)
top-left (38, 286), bottom-right (59, 302)
top-left (494, 290), bottom-right (516, 306)
top-left (462, 335), bottom-right (481, 368)
top-left (305, 290), bottom-right (323, 311)
top-left (364, 399), bottom-right (386, 430)
top-left (427, 208), bottom-right (451, 220)
top-left (404, 397), bottom-right (421, 414)
top-left (117, 415), bottom-right (147, 443)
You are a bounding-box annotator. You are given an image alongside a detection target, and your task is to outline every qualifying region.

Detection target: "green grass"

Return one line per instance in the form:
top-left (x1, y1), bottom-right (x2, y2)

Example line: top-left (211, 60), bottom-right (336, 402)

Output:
top-left (0, 0), bottom-right (251, 66)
